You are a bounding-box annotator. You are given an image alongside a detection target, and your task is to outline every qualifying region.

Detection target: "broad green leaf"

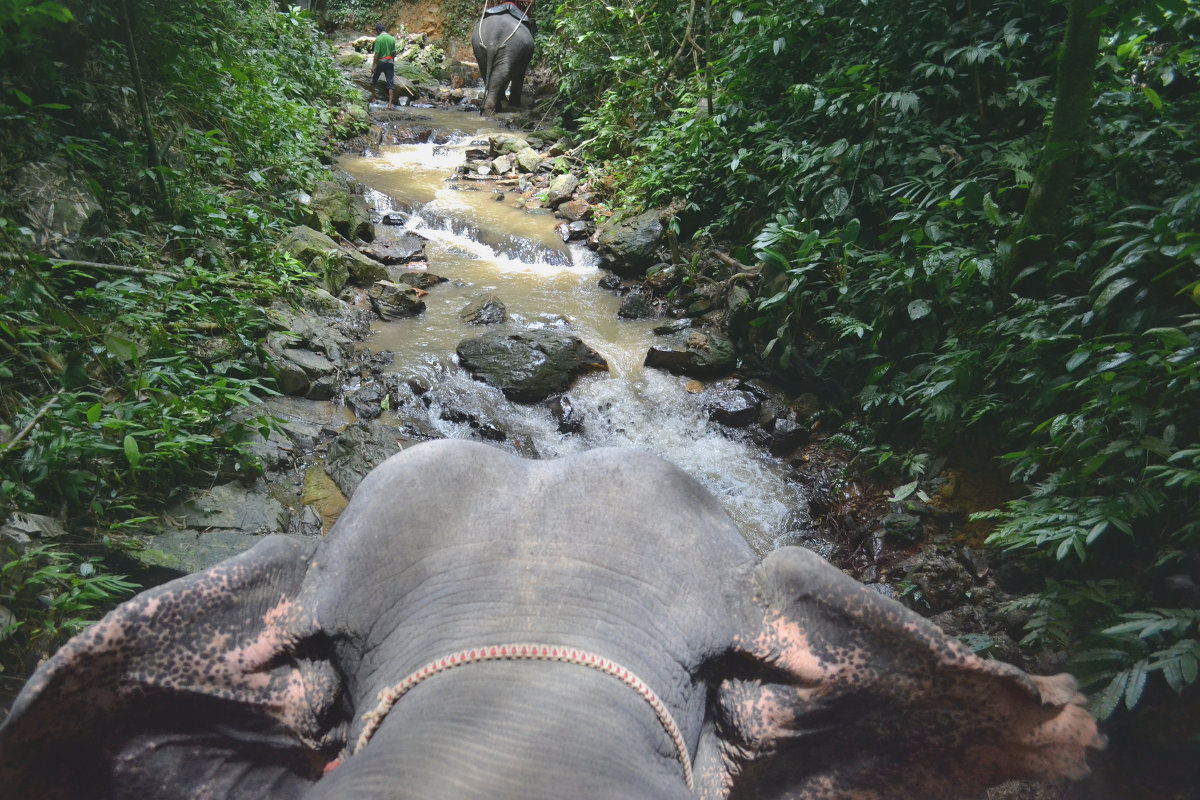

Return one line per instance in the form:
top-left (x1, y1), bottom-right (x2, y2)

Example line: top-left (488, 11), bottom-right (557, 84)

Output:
top-left (982, 192), bottom-right (1001, 225)
top-left (1142, 86), bottom-right (1162, 111)
top-left (907, 299), bottom-right (932, 320)
top-left (889, 480), bottom-right (918, 502)
top-left (86, 402), bottom-right (102, 424)
top-left (1094, 277), bottom-right (1137, 311)
top-left (1124, 660), bottom-right (1148, 710)
top-left (123, 435), bottom-right (141, 470)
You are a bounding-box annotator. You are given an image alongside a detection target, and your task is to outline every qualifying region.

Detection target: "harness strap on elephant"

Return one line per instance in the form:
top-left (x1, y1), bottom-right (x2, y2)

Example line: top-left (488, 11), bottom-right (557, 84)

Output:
top-left (351, 643), bottom-right (694, 790)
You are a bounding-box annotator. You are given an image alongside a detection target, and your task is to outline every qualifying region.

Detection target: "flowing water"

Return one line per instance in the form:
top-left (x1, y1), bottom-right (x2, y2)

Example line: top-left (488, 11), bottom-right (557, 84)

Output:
top-left (336, 109), bottom-right (814, 555)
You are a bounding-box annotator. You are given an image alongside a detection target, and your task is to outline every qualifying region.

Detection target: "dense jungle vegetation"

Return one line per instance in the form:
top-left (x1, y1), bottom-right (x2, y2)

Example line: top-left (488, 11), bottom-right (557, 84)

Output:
top-left (0, 0), bottom-right (362, 686)
top-left (541, 0), bottom-right (1200, 728)
top-left (1, 0), bottom-right (1197, 756)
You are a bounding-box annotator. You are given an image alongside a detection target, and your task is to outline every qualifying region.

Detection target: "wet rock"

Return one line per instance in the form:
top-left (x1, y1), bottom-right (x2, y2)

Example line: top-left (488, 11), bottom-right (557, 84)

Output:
top-left (456, 329), bottom-right (609, 402)
top-left (557, 220), bottom-right (589, 243)
top-left (268, 347), bottom-right (338, 398)
top-left (369, 280), bottom-right (427, 319)
top-left (896, 549), bottom-right (977, 614)
top-left (381, 211), bottom-right (408, 225)
top-left (556, 199), bottom-right (591, 222)
top-left (395, 270), bottom-right (447, 290)
top-left (596, 209), bottom-right (664, 278)
top-left (598, 273), bottom-right (622, 291)
top-left (168, 482), bottom-right (289, 533)
top-left (704, 387), bottom-right (761, 427)
top-left (767, 417), bottom-right (810, 456)
top-left (346, 381), bottom-right (386, 420)
top-left (515, 147), bottom-right (542, 173)
top-left (880, 512), bottom-right (924, 544)
top-left (460, 295), bottom-right (507, 325)
top-left (361, 232), bottom-right (428, 265)
top-left (489, 133), bottom-right (529, 156)
top-left (546, 173), bottom-right (579, 208)
top-left (325, 422), bottom-right (414, 496)
top-left (133, 529), bottom-right (308, 577)
top-left (278, 225), bottom-right (387, 292)
top-left (644, 328), bottom-right (736, 378)
top-left (644, 263), bottom-right (678, 292)
top-left (307, 180), bottom-right (374, 242)
top-left (491, 155), bottom-right (512, 175)
top-left (302, 462), bottom-right (348, 533)
top-left (618, 288), bottom-right (656, 320)
top-left (549, 394), bottom-right (583, 434)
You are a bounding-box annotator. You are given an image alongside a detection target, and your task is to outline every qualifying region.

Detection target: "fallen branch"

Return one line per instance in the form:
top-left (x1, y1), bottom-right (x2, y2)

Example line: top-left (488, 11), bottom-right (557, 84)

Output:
top-left (0, 389), bottom-right (65, 456)
top-left (712, 250), bottom-right (758, 274)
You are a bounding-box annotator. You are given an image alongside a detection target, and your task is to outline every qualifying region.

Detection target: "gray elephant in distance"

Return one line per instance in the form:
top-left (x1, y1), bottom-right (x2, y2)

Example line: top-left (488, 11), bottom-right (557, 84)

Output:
top-left (472, 7), bottom-right (534, 114)
top-left (0, 440), bottom-right (1102, 799)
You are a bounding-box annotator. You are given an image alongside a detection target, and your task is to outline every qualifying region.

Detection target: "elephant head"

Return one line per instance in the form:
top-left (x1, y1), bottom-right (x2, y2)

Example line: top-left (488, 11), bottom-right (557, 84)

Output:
top-left (0, 440), bottom-right (1102, 799)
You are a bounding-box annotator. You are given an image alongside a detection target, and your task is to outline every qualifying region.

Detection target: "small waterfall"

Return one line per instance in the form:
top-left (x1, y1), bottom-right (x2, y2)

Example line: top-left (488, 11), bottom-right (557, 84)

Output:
top-left (338, 115), bottom-right (816, 555)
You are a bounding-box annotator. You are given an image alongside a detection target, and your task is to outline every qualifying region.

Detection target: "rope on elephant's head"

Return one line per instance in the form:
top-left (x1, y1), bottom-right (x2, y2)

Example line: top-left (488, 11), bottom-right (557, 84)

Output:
top-left (351, 643), bottom-right (695, 791)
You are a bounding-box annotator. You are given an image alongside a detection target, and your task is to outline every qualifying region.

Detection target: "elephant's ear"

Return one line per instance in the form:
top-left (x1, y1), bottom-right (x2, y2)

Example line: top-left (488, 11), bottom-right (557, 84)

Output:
top-left (0, 535), bottom-right (343, 800)
top-left (698, 546), bottom-right (1103, 800)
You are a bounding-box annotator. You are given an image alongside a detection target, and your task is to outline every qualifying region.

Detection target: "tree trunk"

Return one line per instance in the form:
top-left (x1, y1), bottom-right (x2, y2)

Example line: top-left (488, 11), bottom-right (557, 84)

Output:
top-left (117, 0), bottom-right (170, 210)
top-left (1008, 0), bottom-right (1103, 276)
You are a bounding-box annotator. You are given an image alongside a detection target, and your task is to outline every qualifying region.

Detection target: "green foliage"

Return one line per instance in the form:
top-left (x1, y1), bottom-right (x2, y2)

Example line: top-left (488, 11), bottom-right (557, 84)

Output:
top-left (1, 543), bottom-right (139, 677)
top-left (0, 1), bottom-right (356, 673)
top-left (545, 0), bottom-right (1200, 718)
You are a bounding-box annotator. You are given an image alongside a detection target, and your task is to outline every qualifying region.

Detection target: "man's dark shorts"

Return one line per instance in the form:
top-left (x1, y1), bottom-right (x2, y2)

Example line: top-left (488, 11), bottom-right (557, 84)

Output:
top-left (372, 59), bottom-right (394, 92)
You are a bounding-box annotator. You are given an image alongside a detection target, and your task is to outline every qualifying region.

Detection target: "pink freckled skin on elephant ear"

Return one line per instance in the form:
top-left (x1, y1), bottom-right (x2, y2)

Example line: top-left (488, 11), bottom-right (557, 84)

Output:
top-left (755, 615), bottom-right (829, 683)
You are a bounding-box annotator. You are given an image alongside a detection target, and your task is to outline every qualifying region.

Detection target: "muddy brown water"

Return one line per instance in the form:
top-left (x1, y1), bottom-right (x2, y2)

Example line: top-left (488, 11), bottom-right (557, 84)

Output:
top-left (336, 109), bottom-right (815, 555)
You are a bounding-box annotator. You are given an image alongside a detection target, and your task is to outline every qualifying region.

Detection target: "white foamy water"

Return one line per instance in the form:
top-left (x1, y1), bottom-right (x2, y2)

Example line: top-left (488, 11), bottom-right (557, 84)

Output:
top-left (336, 118), bottom-right (814, 554)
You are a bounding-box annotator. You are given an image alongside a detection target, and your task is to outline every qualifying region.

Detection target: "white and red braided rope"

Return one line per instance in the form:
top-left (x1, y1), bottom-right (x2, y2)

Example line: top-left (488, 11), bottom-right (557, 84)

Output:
top-left (353, 643), bottom-right (694, 790)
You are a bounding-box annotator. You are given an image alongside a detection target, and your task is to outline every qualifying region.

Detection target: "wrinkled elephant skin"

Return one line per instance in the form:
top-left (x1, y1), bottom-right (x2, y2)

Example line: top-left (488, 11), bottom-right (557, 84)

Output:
top-left (0, 440), bottom-right (1103, 799)
top-left (472, 14), bottom-right (534, 114)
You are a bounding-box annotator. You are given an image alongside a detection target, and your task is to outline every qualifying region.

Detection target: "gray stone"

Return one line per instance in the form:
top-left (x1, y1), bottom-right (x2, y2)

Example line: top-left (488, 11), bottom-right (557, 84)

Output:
top-left (395, 270), bottom-right (447, 290)
top-left (704, 388), bottom-right (761, 427)
top-left (281, 348), bottom-right (338, 381)
top-left (133, 530), bottom-right (308, 576)
top-left (277, 225), bottom-right (350, 294)
top-left (325, 423), bottom-right (411, 496)
top-left (369, 281), bottom-right (427, 319)
top-left (596, 209), bottom-right (664, 277)
top-left (307, 180), bottom-right (374, 242)
top-left (643, 329), bottom-right (736, 378)
top-left (361, 233), bottom-right (429, 265)
top-left (515, 147), bottom-right (543, 173)
top-left (489, 134), bottom-right (529, 156)
top-left (491, 155), bottom-right (511, 175)
top-left (549, 394), bottom-right (584, 434)
top-left (618, 289), bottom-right (656, 320)
top-left (557, 220), bottom-right (589, 242)
top-left (460, 296), bottom-right (507, 325)
top-left (168, 483), bottom-right (289, 533)
top-left (546, 173), bottom-right (579, 208)
top-left (456, 329), bottom-right (609, 402)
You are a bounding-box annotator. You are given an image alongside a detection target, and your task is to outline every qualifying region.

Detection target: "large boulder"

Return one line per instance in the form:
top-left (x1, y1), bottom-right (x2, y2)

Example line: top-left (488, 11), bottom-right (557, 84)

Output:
top-left (368, 281), bottom-right (426, 319)
top-left (596, 209), bottom-right (664, 278)
top-left (489, 134), bottom-right (529, 156)
top-left (361, 232), bottom-right (428, 265)
top-left (278, 225), bottom-right (387, 292)
top-left (546, 173), bottom-right (579, 208)
top-left (644, 328), bottom-right (736, 378)
top-left (306, 180), bottom-right (374, 242)
top-left (11, 158), bottom-right (103, 256)
top-left (456, 329), bottom-right (609, 402)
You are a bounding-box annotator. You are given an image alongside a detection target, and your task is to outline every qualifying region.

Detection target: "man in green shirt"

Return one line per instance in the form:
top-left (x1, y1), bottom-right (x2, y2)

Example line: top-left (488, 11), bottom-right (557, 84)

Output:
top-left (371, 23), bottom-right (397, 109)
